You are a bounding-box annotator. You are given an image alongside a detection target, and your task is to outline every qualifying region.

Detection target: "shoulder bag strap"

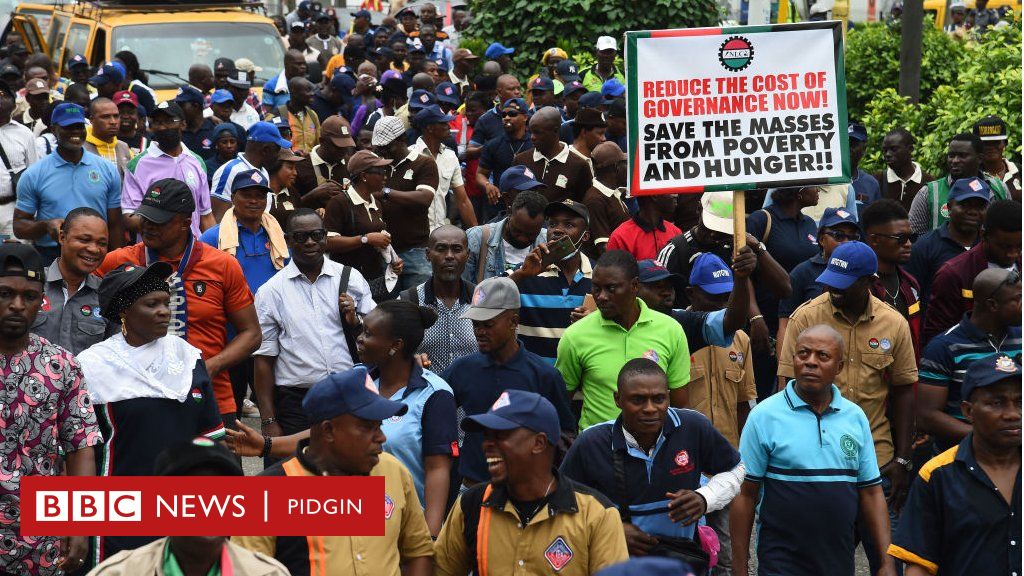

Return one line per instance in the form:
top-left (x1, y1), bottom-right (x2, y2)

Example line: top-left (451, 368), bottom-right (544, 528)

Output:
top-left (476, 225), bottom-right (491, 284)
top-left (758, 209), bottom-right (772, 243)
top-left (612, 448), bottom-right (632, 523)
top-left (337, 265), bottom-right (360, 362)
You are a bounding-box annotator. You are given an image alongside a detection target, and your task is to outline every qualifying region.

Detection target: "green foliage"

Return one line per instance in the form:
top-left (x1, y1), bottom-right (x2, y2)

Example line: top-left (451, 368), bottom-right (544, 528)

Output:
top-left (463, 0), bottom-right (718, 77)
top-left (856, 16), bottom-right (1021, 175)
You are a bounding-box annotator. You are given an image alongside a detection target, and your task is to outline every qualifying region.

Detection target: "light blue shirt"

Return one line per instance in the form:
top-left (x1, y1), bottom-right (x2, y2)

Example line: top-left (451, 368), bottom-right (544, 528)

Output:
top-left (209, 154), bottom-right (268, 203)
top-left (15, 150), bottom-right (120, 247)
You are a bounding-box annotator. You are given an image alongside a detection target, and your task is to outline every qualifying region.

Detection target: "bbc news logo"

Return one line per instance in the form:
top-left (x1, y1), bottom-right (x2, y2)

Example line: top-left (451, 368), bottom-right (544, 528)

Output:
top-left (21, 476), bottom-right (384, 536)
top-left (36, 491), bottom-right (141, 522)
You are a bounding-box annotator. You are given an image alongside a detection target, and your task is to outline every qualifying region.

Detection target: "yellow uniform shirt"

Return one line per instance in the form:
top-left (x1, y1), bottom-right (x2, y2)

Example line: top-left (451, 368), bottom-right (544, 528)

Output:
top-left (688, 328), bottom-right (757, 447)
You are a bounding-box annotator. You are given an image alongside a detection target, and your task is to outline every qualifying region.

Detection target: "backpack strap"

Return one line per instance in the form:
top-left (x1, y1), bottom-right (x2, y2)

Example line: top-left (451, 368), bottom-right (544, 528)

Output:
top-left (458, 483), bottom-right (491, 576)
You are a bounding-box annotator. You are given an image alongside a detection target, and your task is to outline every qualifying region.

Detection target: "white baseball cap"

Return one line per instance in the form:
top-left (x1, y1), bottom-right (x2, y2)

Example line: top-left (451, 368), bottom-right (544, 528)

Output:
top-left (700, 191), bottom-right (736, 235)
top-left (596, 36), bottom-right (618, 52)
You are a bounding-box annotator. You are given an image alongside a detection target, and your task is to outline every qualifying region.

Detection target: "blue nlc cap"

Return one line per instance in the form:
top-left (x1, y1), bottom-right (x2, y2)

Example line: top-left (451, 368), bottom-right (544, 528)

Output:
top-left (818, 207), bottom-right (860, 232)
top-left (246, 121), bottom-right (293, 149)
top-left (498, 165), bottom-right (544, 192)
top-left (962, 354), bottom-right (1022, 400)
top-left (595, 557), bottom-right (696, 576)
top-left (601, 78), bottom-right (626, 100)
top-left (434, 81), bottom-right (460, 105)
top-left (210, 89), bottom-right (235, 105)
top-left (173, 85), bottom-right (205, 105)
top-left (67, 54), bottom-right (89, 70)
top-left (848, 122), bottom-right (868, 143)
top-left (501, 97), bottom-right (529, 114)
top-left (816, 241), bottom-right (877, 290)
top-left (303, 365), bottom-right (409, 423)
top-left (689, 252), bottom-right (734, 295)
top-left (231, 168), bottom-right (272, 194)
top-left (578, 91), bottom-right (604, 109)
top-left (948, 177), bottom-right (992, 204)
top-left (484, 42), bottom-right (515, 60)
top-left (88, 62), bottom-right (124, 86)
top-left (529, 76), bottom-right (554, 93)
top-left (414, 104), bottom-right (455, 128)
top-left (637, 259), bottom-right (678, 283)
top-left (409, 89), bottom-right (437, 112)
top-left (462, 389), bottom-right (561, 446)
top-left (51, 103), bottom-right (87, 127)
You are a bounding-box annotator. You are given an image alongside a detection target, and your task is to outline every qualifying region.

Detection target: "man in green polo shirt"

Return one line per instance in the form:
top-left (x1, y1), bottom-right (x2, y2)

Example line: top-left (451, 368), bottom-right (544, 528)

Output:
top-left (556, 249), bottom-right (690, 430)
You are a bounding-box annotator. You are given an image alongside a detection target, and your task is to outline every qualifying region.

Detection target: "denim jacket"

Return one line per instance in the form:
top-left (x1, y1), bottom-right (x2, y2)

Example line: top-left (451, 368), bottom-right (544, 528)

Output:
top-left (463, 218), bottom-right (547, 284)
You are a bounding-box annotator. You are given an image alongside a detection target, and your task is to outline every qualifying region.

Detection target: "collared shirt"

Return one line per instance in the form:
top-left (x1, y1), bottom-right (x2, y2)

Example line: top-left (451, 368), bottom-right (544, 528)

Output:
top-left (556, 298), bottom-right (692, 430)
top-left (261, 71), bottom-right (291, 109)
top-left (383, 149), bottom-right (439, 251)
top-left (323, 183), bottom-right (387, 278)
top-left (400, 278), bottom-right (477, 374)
top-left (580, 64), bottom-right (625, 93)
top-left (411, 137), bottom-right (464, 231)
top-left (434, 470), bottom-right (629, 576)
top-left (236, 446), bottom-right (434, 576)
top-left (779, 293), bottom-right (919, 466)
top-left (468, 106), bottom-right (502, 146)
top-left (907, 222), bottom-right (978, 318)
top-left (561, 408), bottom-right (741, 539)
top-left (33, 259), bottom-right (106, 355)
top-left (181, 118), bottom-right (220, 161)
top-left (16, 150), bottom-right (121, 248)
top-left (378, 362), bottom-right (457, 505)
top-left (748, 203), bottom-right (822, 272)
top-left (199, 221), bottom-right (282, 294)
top-left (84, 126), bottom-right (132, 173)
top-left (123, 144), bottom-right (213, 239)
top-left (909, 174), bottom-right (1008, 234)
top-left (0, 119), bottom-right (38, 202)
top-left (210, 153), bottom-right (269, 203)
top-left (448, 69), bottom-right (470, 94)
top-left (230, 103), bottom-right (261, 130)
top-left (920, 315), bottom-right (1021, 441)
top-left (780, 253), bottom-right (828, 318)
top-left (606, 214), bottom-right (682, 261)
top-left (741, 381), bottom-right (881, 576)
top-left (514, 143), bottom-right (593, 203)
top-left (871, 266), bottom-right (923, 359)
top-left (254, 258), bottom-right (375, 387)
top-left (443, 344), bottom-right (575, 483)
top-left (463, 217), bottom-right (547, 284)
top-left (479, 130), bottom-right (533, 189)
top-left (876, 162), bottom-right (931, 213)
top-left (688, 329), bottom-right (757, 447)
top-left (889, 434), bottom-right (1021, 576)
top-left (294, 145), bottom-right (348, 197)
top-left (517, 255), bottom-right (593, 363)
top-left (582, 180), bottom-right (629, 257)
top-left (851, 167), bottom-right (881, 205)
top-left (0, 334), bottom-right (101, 576)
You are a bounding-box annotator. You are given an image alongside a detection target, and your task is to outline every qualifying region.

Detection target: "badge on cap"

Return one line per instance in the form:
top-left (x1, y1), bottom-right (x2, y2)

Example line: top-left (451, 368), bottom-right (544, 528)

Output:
top-left (544, 537), bottom-right (574, 571)
top-left (491, 391), bottom-right (511, 411)
top-left (444, 86), bottom-right (453, 95)
top-left (836, 209), bottom-right (850, 218)
top-left (523, 167), bottom-right (535, 179)
top-left (472, 287), bottom-right (486, 306)
top-left (419, 93), bottom-right (429, 103)
top-left (969, 179), bottom-right (984, 191)
top-left (996, 355), bottom-right (1017, 373)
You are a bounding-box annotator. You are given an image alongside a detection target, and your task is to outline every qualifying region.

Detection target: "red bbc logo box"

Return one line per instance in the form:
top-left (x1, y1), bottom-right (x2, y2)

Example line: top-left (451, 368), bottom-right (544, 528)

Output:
top-left (21, 476), bottom-right (384, 536)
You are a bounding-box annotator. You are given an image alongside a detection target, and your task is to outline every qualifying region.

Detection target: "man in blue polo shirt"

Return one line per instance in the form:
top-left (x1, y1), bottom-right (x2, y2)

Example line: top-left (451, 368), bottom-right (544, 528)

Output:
top-left (888, 354), bottom-right (1021, 576)
top-left (443, 276), bottom-right (575, 486)
top-left (733, 324), bottom-right (897, 576)
top-left (560, 358), bottom-right (742, 566)
top-left (14, 103), bottom-right (124, 265)
top-left (917, 267), bottom-right (1021, 452)
top-left (510, 199), bottom-right (592, 363)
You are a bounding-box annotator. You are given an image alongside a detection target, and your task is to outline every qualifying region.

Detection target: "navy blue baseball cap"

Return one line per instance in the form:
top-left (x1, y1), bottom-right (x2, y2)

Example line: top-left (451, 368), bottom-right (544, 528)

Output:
top-left (173, 85), bottom-right (205, 106)
top-left (637, 259), bottom-right (676, 283)
top-left (948, 177), bottom-right (992, 204)
top-left (415, 104), bottom-right (455, 128)
top-left (231, 168), bottom-right (272, 195)
top-left (962, 354), bottom-right (1022, 400)
top-left (330, 71), bottom-right (357, 94)
top-left (409, 89), bottom-right (437, 111)
top-left (689, 252), bottom-right (734, 295)
top-left (502, 97), bottom-right (528, 114)
top-left (499, 165), bottom-right (544, 192)
top-left (848, 122), bottom-right (868, 143)
top-left (818, 207), bottom-right (861, 232)
top-left (578, 91), bottom-right (604, 109)
top-left (351, 8), bottom-right (372, 19)
top-left (212, 123), bottom-right (237, 141)
top-left (67, 54), bottom-right (89, 70)
top-left (601, 78), bottom-right (626, 100)
top-left (88, 62), bottom-right (124, 86)
top-left (555, 59), bottom-right (580, 80)
top-left (529, 76), bottom-right (554, 93)
top-left (595, 558), bottom-right (695, 576)
top-left (434, 82), bottom-right (460, 106)
top-left (462, 389), bottom-right (560, 445)
top-left (51, 103), bottom-right (87, 127)
top-left (816, 241), bottom-right (878, 290)
top-left (484, 42), bottom-right (515, 59)
top-left (303, 365), bottom-right (409, 422)
top-left (210, 89), bottom-right (234, 105)
top-left (563, 80), bottom-right (586, 97)
top-left (246, 121), bottom-right (293, 148)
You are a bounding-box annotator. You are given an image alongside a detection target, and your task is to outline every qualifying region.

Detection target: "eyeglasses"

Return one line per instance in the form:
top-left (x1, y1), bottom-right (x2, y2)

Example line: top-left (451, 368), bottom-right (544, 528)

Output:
top-left (501, 110), bottom-right (521, 118)
top-left (870, 232), bottom-right (912, 245)
top-left (823, 229), bottom-right (861, 242)
top-left (289, 229), bottom-right (327, 243)
top-left (982, 267), bottom-right (1021, 302)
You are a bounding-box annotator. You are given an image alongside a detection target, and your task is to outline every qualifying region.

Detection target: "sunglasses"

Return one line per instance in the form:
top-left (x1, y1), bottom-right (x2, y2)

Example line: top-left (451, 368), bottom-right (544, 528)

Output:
top-left (290, 229), bottom-right (327, 244)
top-left (871, 232), bottom-right (912, 245)
top-left (363, 168), bottom-right (388, 176)
top-left (982, 267), bottom-right (1021, 302)
top-left (502, 110), bottom-right (521, 118)
top-left (823, 229), bottom-right (861, 242)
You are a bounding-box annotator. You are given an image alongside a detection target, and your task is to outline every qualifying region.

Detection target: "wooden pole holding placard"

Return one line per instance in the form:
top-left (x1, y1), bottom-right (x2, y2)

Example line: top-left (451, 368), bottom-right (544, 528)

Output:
top-left (733, 190), bottom-right (746, 260)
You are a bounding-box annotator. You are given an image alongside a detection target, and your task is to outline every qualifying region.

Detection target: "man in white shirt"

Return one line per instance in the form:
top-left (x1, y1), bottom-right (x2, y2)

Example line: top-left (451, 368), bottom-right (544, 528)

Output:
top-left (411, 105), bottom-right (476, 231)
top-left (225, 72), bottom-right (261, 130)
top-left (0, 81), bottom-right (38, 236)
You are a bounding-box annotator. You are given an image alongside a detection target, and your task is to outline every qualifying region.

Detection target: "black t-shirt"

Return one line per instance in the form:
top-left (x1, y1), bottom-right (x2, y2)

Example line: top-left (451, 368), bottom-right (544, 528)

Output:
top-left (479, 131), bottom-right (533, 192)
top-left (656, 228), bottom-right (734, 308)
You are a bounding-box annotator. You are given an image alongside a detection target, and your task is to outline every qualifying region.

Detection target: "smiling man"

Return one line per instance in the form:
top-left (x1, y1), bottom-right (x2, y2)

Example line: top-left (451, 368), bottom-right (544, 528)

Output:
top-left (435, 389), bottom-right (628, 576)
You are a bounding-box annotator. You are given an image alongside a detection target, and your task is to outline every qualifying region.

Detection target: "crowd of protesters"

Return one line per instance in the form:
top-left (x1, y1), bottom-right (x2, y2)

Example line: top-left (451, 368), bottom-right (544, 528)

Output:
top-left (0, 1), bottom-right (1019, 575)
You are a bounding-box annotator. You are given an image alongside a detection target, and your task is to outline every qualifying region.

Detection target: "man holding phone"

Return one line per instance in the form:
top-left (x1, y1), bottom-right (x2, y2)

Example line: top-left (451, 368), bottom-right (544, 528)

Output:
top-left (509, 199), bottom-right (592, 363)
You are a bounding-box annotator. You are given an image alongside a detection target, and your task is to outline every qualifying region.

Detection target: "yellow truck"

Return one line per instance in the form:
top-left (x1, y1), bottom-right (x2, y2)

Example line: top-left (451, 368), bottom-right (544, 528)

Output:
top-left (923, 0), bottom-right (1021, 28)
top-left (6, 0), bottom-right (285, 101)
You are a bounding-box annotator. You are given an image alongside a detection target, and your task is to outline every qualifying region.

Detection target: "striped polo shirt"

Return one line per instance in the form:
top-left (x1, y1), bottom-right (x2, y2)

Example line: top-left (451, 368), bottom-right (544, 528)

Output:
top-left (516, 255), bottom-right (592, 363)
top-left (740, 380), bottom-right (881, 576)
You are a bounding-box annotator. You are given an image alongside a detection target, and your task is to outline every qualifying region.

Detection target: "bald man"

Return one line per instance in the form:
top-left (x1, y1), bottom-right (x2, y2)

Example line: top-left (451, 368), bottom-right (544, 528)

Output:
top-left (267, 77), bottom-right (319, 153)
top-left (917, 267), bottom-right (1022, 450)
top-left (511, 106), bottom-right (592, 203)
top-left (582, 141), bottom-right (630, 258)
top-left (188, 64), bottom-right (215, 95)
top-left (733, 324), bottom-right (897, 576)
top-left (466, 73), bottom-right (523, 159)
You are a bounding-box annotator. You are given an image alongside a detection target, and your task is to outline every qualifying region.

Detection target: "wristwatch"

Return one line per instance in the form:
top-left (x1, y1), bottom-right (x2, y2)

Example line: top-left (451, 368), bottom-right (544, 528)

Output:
top-left (382, 187), bottom-right (392, 201)
top-left (894, 457), bottom-right (913, 471)
top-left (360, 235), bottom-right (369, 245)
top-left (756, 241), bottom-right (767, 254)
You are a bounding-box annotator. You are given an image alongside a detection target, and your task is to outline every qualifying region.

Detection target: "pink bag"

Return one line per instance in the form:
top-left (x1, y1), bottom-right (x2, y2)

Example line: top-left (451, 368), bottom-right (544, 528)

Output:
top-left (696, 524), bottom-right (720, 568)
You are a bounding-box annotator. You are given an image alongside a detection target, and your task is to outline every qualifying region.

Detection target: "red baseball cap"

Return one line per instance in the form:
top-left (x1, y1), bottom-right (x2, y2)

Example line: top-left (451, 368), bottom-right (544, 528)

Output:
top-left (113, 90), bottom-right (139, 108)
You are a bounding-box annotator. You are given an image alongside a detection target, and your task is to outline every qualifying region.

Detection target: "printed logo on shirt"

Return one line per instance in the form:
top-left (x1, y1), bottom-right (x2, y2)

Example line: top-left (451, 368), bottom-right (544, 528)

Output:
top-left (404, 169), bottom-right (414, 180)
top-left (88, 170), bottom-right (101, 183)
top-left (544, 536), bottom-right (574, 571)
top-left (491, 391), bottom-right (511, 411)
top-left (555, 174), bottom-right (568, 188)
top-left (670, 449), bottom-right (694, 475)
top-left (807, 233), bottom-right (817, 244)
top-left (201, 138), bottom-right (212, 149)
top-left (939, 202), bottom-right (950, 218)
top-left (192, 281), bottom-right (207, 297)
top-left (190, 387), bottom-right (203, 402)
top-left (840, 434), bottom-right (858, 459)
top-left (80, 305), bottom-right (93, 317)
top-left (868, 338), bottom-right (879, 349)
top-left (643, 349), bottom-right (660, 362)
top-left (879, 338), bottom-right (892, 351)
top-left (384, 494), bottom-right (395, 519)
top-left (41, 295), bottom-right (51, 312)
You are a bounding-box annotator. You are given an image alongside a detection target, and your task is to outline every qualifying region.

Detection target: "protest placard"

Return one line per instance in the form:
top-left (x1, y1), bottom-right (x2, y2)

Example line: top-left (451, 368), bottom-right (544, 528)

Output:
top-left (625, 21), bottom-right (850, 196)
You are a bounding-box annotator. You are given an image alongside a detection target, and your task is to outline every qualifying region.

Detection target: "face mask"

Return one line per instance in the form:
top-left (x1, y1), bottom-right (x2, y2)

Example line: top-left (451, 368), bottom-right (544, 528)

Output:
top-left (561, 232), bottom-right (586, 262)
top-left (151, 129), bottom-right (181, 151)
